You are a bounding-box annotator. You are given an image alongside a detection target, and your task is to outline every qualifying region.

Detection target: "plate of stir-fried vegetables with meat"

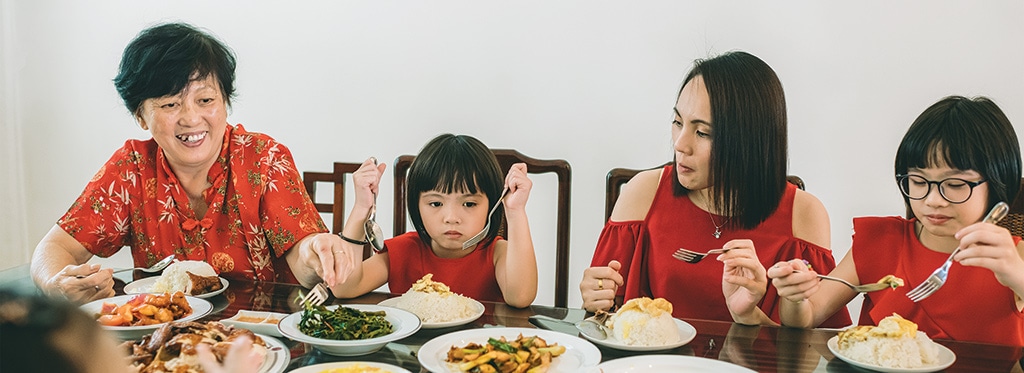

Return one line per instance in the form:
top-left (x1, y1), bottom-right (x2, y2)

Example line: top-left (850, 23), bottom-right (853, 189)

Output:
top-left (419, 327), bottom-right (601, 373)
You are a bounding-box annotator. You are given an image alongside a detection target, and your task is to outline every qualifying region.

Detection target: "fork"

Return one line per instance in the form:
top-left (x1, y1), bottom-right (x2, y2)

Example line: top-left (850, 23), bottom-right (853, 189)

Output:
top-left (810, 273), bottom-right (894, 293)
top-left (299, 282), bottom-right (330, 307)
top-left (672, 247), bottom-right (729, 263)
top-left (906, 201), bottom-right (1010, 302)
top-left (462, 186), bottom-right (509, 250)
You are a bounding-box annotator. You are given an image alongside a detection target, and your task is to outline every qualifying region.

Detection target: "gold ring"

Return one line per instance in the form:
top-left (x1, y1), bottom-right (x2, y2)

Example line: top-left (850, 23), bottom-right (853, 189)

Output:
top-left (597, 279), bottom-right (604, 290)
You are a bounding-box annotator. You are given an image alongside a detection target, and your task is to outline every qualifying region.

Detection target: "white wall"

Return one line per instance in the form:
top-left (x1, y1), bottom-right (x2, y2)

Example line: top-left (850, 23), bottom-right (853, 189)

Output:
top-left (3, 1), bottom-right (1023, 313)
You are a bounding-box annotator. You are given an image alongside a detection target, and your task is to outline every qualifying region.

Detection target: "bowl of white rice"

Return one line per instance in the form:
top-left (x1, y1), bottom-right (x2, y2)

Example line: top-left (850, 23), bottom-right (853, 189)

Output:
top-left (829, 313), bottom-right (955, 371)
top-left (377, 274), bottom-right (484, 329)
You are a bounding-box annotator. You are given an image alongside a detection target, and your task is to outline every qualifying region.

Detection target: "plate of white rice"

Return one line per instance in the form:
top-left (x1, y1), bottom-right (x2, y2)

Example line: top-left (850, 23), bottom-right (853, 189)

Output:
top-left (580, 315), bottom-right (696, 351)
top-left (827, 334), bottom-right (955, 372)
top-left (124, 260), bottom-right (229, 299)
top-left (581, 297), bottom-right (696, 351)
top-left (377, 292), bottom-right (484, 329)
top-left (828, 314), bottom-right (955, 372)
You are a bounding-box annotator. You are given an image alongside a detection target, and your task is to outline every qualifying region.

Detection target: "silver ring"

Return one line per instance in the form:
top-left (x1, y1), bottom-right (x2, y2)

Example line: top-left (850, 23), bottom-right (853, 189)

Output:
top-left (94, 285), bottom-right (101, 291)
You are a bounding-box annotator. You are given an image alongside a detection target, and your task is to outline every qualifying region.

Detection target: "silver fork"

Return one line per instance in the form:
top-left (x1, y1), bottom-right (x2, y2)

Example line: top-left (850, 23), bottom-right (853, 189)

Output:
top-left (672, 247), bottom-right (729, 263)
top-left (906, 201), bottom-right (1010, 302)
top-left (462, 186), bottom-right (509, 250)
top-left (807, 272), bottom-right (895, 293)
top-left (299, 282), bottom-right (330, 307)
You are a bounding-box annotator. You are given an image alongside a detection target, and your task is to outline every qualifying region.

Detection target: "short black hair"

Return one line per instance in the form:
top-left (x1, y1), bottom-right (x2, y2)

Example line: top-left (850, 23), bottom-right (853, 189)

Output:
top-left (114, 22), bottom-right (236, 115)
top-left (895, 95), bottom-right (1021, 214)
top-left (674, 51), bottom-right (788, 229)
top-left (0, 288), bottom-right (96, 373)
top-left (407, 134), bottom-right (504, 247)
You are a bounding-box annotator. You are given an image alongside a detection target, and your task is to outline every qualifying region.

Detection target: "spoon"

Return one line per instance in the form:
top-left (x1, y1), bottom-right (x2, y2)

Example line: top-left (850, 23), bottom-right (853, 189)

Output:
top-left (80, 254), bottom-right (176, 278)
top-left (114, 254), bottom-right (177, 274)
top-left (364, 203), bottom-right (386, 253)
top-left (363, 158), bottom-right (386, 253)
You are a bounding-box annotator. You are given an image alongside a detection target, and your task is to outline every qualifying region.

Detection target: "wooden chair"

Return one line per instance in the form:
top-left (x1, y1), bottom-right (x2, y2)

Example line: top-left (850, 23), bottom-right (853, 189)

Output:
top-left (605, 163), bottom-right (807, 221)
top-left (303, 162), bottom-right (373, 260)
top-left (392, 149), bottom-right (573, 307)
top-left (997, 178), bottom-right (1024, 237)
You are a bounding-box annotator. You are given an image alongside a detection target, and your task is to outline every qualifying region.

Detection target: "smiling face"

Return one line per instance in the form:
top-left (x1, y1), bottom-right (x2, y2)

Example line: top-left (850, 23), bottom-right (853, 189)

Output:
top-left (418, 189), bottom-right (489, 256)
top-left (908, 161), bottom-right (989, 247)
top-left (672, 75), bottom-right (714, 191)
top-left (135, 75), bottom-right (228, 174)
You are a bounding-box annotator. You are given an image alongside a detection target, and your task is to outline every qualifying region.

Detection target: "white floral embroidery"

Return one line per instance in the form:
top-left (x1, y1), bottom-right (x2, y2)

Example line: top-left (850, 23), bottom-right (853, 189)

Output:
top-left (158, 196), bottom-right (176, 223)
top-left (246, 223), bottom-right (272, 276)
top-left (232, 134), bottom-right (252, 147)
top-left (113, 215), bottom-right (129, 236)
top-left (122, 170), bottom-right (138, 187)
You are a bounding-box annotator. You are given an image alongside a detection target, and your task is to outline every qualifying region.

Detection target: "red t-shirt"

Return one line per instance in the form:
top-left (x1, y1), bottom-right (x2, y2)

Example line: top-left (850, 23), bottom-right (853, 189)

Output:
top-left (591, 165), bottom-right (852, 327)
top-left (59, 124), bottom-right (326, 283)
top-left (854, 216), bottom-right (1024, 346)
top-left (386, 231), bottom-right (504, 303)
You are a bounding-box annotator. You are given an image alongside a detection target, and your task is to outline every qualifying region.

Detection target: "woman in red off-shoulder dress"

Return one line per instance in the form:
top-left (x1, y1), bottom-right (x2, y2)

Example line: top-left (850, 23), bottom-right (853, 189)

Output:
top-left (581, 50), bottom-right (850, 327)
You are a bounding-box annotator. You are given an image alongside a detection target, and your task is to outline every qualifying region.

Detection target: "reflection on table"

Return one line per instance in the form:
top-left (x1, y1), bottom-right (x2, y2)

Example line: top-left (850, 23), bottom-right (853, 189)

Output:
top-left (0, 264), bottom-right (1020, 373)
top-left (198, 278), bottom-right (1024, 373)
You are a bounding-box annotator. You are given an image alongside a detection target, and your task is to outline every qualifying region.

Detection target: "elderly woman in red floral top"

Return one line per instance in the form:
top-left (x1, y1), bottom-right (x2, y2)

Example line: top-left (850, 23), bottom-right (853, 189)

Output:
top-left (30, 22), bottom-right (357, 304)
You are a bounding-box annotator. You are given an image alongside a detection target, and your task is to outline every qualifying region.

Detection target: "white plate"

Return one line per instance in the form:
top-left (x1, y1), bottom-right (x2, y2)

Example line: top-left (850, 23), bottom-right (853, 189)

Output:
top-left (289, 361), bottom-right (412, 373)
top-left (588, 355), bottom-right (756, 373)
top-left (418, 327), bottom-right (602, 373)
top-left (256, 334), bottom-right (290, 373)
top-left (827, 335), bottom-right (956, 372)
top-left (278, 304), bottom-right (421, 356)
top-left (377, 295), bottom-right (484, 329)
top-left (580, 317), bottom-right (697, 351)
top-left (80, 294), bottom-right (212, 340)
top-left (221, 310), bottom-right (288, 338)
top-left (123, 276), bottom-right (229, 299)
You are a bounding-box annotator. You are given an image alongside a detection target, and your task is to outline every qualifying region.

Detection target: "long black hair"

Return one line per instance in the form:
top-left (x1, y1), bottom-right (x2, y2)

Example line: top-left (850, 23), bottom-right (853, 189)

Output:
top-left (674, 51), bottom-right (788, 229)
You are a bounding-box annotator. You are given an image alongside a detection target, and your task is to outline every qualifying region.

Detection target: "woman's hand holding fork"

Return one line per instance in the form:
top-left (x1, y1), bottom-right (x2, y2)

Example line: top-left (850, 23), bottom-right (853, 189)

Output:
top-left (720, 240), bottom-right (772, 325)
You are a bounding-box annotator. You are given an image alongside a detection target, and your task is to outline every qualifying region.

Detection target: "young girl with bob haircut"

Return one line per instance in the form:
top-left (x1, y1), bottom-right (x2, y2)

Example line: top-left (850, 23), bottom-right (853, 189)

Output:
top-left (769, 96), bottom-right (1024, 346)
top-left (330, 134), bottom-right (539, 307)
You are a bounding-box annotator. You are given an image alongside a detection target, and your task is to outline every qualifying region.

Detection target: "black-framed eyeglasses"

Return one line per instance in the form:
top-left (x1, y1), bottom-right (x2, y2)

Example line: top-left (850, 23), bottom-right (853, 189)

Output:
top-left (896, 174), bottom-right (987, 204)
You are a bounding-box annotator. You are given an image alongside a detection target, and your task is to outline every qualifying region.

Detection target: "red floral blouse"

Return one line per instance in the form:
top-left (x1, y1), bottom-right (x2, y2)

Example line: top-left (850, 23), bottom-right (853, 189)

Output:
top-left (59, 124), bottom-right (327, 283)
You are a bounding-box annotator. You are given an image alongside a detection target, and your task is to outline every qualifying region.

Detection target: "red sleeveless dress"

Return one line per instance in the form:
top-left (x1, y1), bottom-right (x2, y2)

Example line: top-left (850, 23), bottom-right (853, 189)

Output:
top-left (854, 216), bottom-right (1024, 346)
top-left (386, 232), bottom-right (504, 303)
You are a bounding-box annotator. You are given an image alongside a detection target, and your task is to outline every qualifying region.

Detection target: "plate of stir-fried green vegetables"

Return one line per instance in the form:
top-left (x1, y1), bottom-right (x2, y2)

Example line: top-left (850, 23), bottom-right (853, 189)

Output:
top-left (278, 303), bottom-right (421, 356)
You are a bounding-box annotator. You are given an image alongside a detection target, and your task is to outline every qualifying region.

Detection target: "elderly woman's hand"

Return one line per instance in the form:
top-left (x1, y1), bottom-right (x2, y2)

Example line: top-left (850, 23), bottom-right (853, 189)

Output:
top-left (295, 233), bottom-right (359, 288)
top-left (581, 260), bottom-right (623, 312)
top-left (46, 264), bottom-right (115, 304)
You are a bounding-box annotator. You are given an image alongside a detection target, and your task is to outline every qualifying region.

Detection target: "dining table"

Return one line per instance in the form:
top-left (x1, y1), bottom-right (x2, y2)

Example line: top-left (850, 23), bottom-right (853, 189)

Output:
top-left (1, 264), bottom-right (1022, 372)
